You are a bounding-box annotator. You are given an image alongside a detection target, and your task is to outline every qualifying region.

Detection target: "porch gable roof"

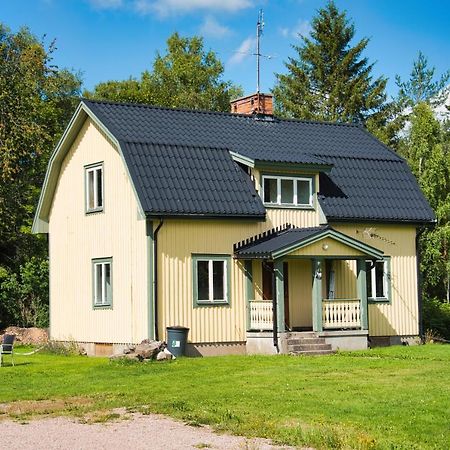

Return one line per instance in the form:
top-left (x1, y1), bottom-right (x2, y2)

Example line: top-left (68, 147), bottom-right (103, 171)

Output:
top-left (234, 225), bottom-right (384, 260)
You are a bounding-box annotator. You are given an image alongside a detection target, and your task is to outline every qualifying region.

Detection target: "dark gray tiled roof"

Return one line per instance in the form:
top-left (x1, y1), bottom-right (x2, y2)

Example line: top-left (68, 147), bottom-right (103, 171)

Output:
top-left (234, 226), bottom-right (328, 258)
top-left (83, 99), bottom-right (435, 223)
top-left (121, 142), bottom-right (265, 217)
top-left (318, 157), bottom-right (435, 222)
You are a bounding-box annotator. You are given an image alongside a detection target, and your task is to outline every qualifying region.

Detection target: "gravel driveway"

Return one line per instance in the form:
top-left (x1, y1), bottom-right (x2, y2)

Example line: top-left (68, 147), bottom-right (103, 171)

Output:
top-left (2, 412), bottom-right (297, 450)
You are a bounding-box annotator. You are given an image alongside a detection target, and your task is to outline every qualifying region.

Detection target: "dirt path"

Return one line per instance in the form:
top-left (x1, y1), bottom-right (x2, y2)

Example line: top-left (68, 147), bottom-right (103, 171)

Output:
top-left (2, 412), bottom-right (298, 450)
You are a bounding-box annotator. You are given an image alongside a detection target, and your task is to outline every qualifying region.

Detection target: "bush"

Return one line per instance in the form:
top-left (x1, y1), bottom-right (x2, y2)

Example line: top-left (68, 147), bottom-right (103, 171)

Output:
top-left (422, 297), bottom-right (450, 340)
top-left (0, 257), bottom-right (49, 328)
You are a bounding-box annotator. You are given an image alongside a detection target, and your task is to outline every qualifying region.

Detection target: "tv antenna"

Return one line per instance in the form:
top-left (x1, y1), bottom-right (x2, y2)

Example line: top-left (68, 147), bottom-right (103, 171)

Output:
top-left (256, 9), bottom-right (264, 93)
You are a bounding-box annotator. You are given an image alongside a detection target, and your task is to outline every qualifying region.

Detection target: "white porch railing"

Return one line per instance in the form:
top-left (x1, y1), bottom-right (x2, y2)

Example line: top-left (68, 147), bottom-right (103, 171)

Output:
top-left (322, 298), bottom-right (361, 329)
top-left (249, 300), bottom-right (273, 330)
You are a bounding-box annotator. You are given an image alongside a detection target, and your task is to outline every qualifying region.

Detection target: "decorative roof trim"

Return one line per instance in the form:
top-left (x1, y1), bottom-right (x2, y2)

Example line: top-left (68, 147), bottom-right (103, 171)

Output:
top-left (234, 226), bottom-right (384, 260)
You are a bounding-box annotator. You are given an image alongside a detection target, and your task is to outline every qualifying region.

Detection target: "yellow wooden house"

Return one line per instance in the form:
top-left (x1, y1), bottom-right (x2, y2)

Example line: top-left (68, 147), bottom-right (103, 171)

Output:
top-left (33, 94), bottom-right (435, 356)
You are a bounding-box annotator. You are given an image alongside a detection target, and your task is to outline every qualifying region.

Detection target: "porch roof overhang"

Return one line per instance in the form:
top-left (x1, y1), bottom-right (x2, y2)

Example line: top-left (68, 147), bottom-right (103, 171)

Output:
top-left (234, 225), bottom-right (384, 260)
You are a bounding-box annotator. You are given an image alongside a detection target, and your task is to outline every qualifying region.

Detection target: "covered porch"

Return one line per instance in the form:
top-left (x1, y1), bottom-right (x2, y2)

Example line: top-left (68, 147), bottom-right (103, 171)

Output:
top-left (234, 225), bottom-right (384, 352)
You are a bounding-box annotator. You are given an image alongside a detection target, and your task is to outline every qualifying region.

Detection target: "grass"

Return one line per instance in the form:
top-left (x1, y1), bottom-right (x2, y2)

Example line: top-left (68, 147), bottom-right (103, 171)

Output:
top-left (0, 344), bottom-right (449, 449)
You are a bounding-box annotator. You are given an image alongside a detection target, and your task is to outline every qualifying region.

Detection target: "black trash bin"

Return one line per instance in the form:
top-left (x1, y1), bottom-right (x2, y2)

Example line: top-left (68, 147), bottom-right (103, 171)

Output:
top-left (166, 326), bottom-right (189, 357)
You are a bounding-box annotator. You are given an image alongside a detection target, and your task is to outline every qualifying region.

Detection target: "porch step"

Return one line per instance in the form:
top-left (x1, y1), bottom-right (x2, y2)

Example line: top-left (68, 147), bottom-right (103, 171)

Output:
top-left (287, 338), bottom-right (325, 345)
top-left (291, 349), bottom-right (335, 356)
top-left (284, 332), bottom-right (335, 356)
top-left (289, 343), bottom-right (332, 352)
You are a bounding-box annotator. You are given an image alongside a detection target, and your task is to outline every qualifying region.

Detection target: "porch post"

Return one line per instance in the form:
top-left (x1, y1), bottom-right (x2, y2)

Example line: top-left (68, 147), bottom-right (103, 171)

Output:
top-left (312, 258), bottom-right (323, 332)
top-left (274, 259), bottom-right (285, 332)
top-left (244, 260), bottom-right (253, 331)
top-left (357, 258), bottom-right (368, 330)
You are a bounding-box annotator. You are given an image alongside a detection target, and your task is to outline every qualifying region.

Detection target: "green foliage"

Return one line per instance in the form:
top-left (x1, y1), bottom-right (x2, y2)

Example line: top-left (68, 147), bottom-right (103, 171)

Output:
top-left (396, 51), bottom-right (450, 108)
top-left (422, 297), bottom-right (450, 339)
top-left (0, 346), bottom-right (449, 449)
top-left (0, 257), bottom-right (49, 328)
top-left (86, 33), bottom-right (242, 111)
top-left (272, 1), bottom-right (387, 124)
top-left (0, 23), bottom-right (80, 328)
top-left (0, 24), bottom-right (81, 273)
top-left (401, 103), bottom-right (450, 301)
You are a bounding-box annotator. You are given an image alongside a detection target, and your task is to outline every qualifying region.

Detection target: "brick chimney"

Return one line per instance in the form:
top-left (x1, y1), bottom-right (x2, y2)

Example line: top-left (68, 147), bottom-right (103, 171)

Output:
top-left (230, 93), bottom-right (273, 116)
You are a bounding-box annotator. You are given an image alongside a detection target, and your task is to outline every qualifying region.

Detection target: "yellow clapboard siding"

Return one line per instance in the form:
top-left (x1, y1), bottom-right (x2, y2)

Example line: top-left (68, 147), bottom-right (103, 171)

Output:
top-left (49, 119), bottom-right (148, 344)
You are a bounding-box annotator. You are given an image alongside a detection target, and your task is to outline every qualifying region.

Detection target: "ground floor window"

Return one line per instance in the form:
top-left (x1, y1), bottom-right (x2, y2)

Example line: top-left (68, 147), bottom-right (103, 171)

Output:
top-left (93, 258), bottom-right (112, 308)
top-left (193, 255), bottom-right (230, 306)
top-left (366, 258), bottom-right (390, 302)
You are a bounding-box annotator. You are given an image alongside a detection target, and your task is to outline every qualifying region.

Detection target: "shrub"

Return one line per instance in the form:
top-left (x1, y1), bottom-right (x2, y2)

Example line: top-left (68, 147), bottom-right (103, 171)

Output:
top-left (422, 296), bottom-right (450, 340)
top-left (0, 257), bottom-right (49, 328)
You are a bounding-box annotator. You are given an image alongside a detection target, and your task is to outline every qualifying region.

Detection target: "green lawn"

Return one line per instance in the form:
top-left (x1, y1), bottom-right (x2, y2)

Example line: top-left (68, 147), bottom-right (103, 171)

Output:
top-left (0, 345), bottom-right (449, 449)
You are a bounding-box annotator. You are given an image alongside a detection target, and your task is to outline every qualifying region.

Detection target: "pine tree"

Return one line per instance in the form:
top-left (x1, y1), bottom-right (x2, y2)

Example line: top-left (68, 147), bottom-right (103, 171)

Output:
top-left (396, 51), bottom-right (450, 108)
top-left (272, 1), bottom-right (387, 123)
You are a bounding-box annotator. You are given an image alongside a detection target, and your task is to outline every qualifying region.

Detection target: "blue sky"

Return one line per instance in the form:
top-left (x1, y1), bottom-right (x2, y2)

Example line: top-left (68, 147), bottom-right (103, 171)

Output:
top-left (2, 0), bottom-right (450, 99)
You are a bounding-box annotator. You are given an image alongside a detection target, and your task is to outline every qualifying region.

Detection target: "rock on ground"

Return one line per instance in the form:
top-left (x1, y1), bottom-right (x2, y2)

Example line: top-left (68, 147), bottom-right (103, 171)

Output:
top-left (1, 412), bottom-right (299, 450)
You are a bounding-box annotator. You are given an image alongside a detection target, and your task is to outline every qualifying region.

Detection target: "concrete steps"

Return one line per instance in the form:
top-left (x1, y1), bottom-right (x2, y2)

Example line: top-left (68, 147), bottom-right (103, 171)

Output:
top-left (285, 332), bottom-right (335, 356)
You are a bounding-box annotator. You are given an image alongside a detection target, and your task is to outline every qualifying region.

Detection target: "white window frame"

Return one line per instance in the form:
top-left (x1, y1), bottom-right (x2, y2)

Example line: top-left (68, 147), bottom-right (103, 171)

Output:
top-left (193, 256), bottom-right (229, 306)
top-left (262, 175), bottom-right (313, 207)
top-left (366, 259), bottom-right (389, 300)
top-left (85, 163), bottom-right (104, 213)
top-left (93, 258), bottom-right (112, 308)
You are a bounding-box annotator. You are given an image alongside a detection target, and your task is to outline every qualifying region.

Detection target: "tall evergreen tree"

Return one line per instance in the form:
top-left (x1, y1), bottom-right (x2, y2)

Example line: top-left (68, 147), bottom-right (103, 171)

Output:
top-left (396, 51), bottom-right (450, 108)
top-left (272, 1), bottom-right (387, 123)
top-left (87, 33), bottom-right (242, 112)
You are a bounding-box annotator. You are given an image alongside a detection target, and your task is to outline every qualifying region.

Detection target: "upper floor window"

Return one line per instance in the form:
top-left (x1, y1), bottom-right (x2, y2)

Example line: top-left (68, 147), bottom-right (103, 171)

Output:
top-left (85, 163), bottom-right (103, 213)
top-left (262, 175), bottom-right (313, 207)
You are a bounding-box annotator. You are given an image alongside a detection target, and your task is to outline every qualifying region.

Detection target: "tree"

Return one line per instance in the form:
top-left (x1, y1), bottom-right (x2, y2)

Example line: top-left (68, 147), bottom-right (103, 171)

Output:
top-left (87, 33), bottom-right (242, 112)
top-left (0, 24), bottom-right (81, 271)
top-left (0, 24), bottom-right (81, 327)
top-left (405, 103), bottom-right (450, 302)
top-left (396, 51), bottom-right (450, 108)
top-left (272, 1), bottom-right (387, 123)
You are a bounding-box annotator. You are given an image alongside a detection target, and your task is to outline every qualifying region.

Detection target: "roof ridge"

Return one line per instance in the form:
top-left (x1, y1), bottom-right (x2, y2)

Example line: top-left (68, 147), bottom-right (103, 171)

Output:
top-left (81, 98), bottom-right (361, 128)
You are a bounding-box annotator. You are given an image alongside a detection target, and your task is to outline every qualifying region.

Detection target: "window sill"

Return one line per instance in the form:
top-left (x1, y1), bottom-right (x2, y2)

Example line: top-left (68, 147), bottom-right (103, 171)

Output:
top-left (195, 301), bottom-right (229, 307)
top-left (264, 204), bottom-right (315, 210)
top-left (368, 298), bottom-right (390, 304)
top-left (93, 304), bottom-right (113, 310)
top-left (86, 208), bottom-right (104, 215)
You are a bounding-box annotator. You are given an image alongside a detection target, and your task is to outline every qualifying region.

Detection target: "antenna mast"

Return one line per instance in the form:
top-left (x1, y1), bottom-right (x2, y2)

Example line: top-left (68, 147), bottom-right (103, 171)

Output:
top-left (256, 9), bottom-right (264, 93)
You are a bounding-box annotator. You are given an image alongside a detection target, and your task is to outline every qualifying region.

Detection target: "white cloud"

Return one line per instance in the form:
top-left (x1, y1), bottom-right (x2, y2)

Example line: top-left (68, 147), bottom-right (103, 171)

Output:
top-left (279, 19), bottom-right (312, 39)
top-left (199, 16), bottom-right (231, 38)
top-left (293, 19), bottom-right (311, 38)
top-left (88, 0), bottom-right (123, 9)
top-left (228, 36), bottom-right (255, 66)
top-left (134, 0), bottom-right (252, 17)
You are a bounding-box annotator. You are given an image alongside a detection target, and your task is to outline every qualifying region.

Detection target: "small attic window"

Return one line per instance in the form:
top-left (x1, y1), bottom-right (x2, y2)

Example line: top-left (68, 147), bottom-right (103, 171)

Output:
top-left (262, 175), bottom-right (313, 208)
top-left (85, 163), bottom-right (104, 213)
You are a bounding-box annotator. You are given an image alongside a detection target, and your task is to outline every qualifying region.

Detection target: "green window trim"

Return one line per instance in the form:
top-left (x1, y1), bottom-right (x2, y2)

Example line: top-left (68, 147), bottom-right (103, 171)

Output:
top-left (366, 256), bottom-right (391, 304)
top-left (84, 162), bottom-right (104, 214)
top-left (92, 257), bottom-right (113, 309)
top-left (260, 173), bottom-right (316, 209)
top-left (192, 254), bottom-right (231, 307)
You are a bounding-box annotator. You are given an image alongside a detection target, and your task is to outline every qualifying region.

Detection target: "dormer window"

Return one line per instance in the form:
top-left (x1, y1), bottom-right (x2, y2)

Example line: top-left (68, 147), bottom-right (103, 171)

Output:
top-left (85, 163), bottom-right (103, 213)
top-left (262, 175), bottom-right (313, 208)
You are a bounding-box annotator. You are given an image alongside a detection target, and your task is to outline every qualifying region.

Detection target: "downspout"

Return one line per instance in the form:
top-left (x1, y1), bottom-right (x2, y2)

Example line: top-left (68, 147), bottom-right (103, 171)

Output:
top-left (270, 261), bottom-right (279, 353)
top-left (153, 219), bottom-right (164, 341)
